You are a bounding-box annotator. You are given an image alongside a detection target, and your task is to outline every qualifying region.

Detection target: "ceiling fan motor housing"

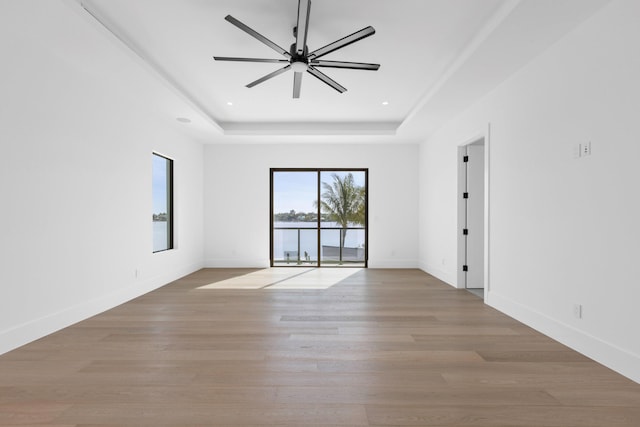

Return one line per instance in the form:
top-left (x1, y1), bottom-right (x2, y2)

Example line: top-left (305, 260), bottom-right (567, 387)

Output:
top-left (290, 42), bottom-right (308, 61)
top-left (289, 41), bottom-right (309, 71)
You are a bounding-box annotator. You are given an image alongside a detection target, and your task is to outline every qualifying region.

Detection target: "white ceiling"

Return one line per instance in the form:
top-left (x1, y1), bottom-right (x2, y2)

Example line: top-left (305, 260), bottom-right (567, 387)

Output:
top-left (77, 0), bottom-right (610, 144)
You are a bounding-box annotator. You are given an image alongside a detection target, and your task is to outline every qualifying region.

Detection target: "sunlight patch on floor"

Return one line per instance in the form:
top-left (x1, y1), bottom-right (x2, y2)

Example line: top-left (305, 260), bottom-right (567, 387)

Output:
top-left (266, 268), bottom-right (361, 289)
top-left (198, 268), bottom-right (362, 290)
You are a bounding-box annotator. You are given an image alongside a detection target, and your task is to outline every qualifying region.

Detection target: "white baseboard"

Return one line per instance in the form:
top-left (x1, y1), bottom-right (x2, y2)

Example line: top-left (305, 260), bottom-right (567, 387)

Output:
top-left (368, 258), bottom-right (418, 269)
top-left (0, 262), bottom-right (203, 356)
top-left (204, 259), bottom-right (271, 268)
top-left (420, 262), bottom-right (458, 287)
top-left (487, 291), bottom-right (640, 385)
top-left (203, 259), bottom-right (419, 269)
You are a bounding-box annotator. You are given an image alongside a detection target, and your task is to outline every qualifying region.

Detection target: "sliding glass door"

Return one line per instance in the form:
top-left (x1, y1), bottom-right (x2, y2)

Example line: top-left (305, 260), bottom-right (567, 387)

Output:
top-left (271, 169), bottom-right (367, 267)
top-left (271, 171), bottom-right (319, 265)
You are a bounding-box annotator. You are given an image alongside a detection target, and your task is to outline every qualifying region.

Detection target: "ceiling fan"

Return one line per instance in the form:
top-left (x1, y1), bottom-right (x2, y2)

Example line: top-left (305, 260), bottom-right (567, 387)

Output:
top-left (213, 0), bottom-right (380, 98)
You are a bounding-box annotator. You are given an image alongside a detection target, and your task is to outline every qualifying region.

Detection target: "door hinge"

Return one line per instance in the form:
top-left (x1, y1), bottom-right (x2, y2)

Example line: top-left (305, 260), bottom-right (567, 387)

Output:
top-left (463, 192), bottom-right (469, 199)
top-left (463, 155), bottom-right (469, 162)
top-left (463, 228), bottom-right (468, 235)
top-left (462, 265), bottom-right (468, 272)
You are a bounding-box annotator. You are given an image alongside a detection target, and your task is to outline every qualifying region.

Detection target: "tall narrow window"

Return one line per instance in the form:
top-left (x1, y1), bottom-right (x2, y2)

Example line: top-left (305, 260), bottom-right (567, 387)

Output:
top-left (152, 153), bottom-right (173, 252)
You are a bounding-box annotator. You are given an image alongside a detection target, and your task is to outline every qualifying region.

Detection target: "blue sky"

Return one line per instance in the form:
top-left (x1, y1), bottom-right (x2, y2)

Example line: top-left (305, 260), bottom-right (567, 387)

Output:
top-left (152, 155), bottom-right (168, 214)
top-left (273, 171), bottom-right (365, 213)
top-left (273, 171), bottom-right (317, 213)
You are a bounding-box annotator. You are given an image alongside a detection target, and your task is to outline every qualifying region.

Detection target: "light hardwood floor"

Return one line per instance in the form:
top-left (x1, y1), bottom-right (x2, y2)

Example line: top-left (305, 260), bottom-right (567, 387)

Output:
top-left (1, 268), bottom-right (639, 426)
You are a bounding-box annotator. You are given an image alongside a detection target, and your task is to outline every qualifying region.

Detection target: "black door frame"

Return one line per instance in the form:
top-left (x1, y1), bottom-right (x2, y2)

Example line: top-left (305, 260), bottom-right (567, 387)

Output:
top-left (270, 168), bottom-right (368, 268)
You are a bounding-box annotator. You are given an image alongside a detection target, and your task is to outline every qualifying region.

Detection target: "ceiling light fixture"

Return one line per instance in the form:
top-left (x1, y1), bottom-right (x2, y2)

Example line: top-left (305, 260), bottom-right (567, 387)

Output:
top-left (382, 101), bottom-right (389, 106)
top-left (227, 101), bottom-right (233, 106)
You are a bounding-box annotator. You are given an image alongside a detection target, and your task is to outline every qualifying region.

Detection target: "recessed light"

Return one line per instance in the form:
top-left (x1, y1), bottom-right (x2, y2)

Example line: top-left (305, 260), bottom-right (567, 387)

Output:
top-left (381, 101), bottom-right (389, 106)
top-left (227, 101), bottom-right (233, 106)
top-left (176, 117), bottom-right (191, 123)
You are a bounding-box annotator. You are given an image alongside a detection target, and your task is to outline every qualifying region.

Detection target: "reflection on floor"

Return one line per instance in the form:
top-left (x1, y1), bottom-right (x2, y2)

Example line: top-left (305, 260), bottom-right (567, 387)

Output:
top-left (198, 268), bottom-right (363, 290)
top-left (466, 288), bottom-right (484, 299)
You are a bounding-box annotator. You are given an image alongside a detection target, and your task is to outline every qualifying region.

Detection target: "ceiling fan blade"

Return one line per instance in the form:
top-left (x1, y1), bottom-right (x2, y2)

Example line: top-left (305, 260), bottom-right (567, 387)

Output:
top-left (308, 26), bottom-right (375, 60)
top-left (307, 66), bottom-right (346, 93)
top-left (310, 60), bottom-right (380, 70)
top-left (293, 71), bottom-right (303, 98)
top-left (295, 0), bottom-right (311, 56)
top-left (224, 15), bottom-right (291, 58)
top-left (246, 65), bottom-right (291, 88)
top-left (214, 56), bottom-right (289, 64)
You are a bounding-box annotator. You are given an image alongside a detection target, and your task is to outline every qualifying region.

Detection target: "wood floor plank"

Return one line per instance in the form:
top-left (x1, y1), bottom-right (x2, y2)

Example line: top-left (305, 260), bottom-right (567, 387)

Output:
top-left (365, 404), bottom-right (640, 426)
top-left (53, 403), bottom-right (369, 425)
top-left (546, 385), bottom-right (640, 407)
top-left (273, 386), bottom-right (560, 406)
top-left (477, 349), bottom-right (593, 363)
top-left (192, 371), bottom-right (448, 388)
top-left (0, 268), bottom-right (638, 426)
top-left (0, 402), bottom-right (72, 425)
top-left (6, 384), bottom-right (279, 405)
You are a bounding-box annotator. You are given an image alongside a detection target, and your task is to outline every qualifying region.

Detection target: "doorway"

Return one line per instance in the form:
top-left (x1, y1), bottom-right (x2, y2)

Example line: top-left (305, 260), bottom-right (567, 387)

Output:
top-left (270, 169), bottom-right (368, 267)
top-left (458, 139), bottom-right (486, 290)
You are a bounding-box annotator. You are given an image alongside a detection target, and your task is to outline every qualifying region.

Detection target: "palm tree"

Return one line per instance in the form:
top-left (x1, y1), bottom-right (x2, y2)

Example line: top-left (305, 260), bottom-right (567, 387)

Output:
top-left (317, 173), bottom-right (365, 252)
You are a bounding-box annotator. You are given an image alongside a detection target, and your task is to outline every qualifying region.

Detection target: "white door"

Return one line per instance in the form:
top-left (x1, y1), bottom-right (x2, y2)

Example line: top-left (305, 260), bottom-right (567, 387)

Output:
top-left (465, 142), bottom-right (485, 288)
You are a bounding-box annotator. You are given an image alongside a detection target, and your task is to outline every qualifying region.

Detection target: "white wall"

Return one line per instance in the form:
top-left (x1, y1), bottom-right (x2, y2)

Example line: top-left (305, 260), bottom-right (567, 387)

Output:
top-left (0, 1), bottom-right (204, 354)
top-left (419, 0), bottom-right (640, 382)
top-left (204, 143), bottom-right (419, 268)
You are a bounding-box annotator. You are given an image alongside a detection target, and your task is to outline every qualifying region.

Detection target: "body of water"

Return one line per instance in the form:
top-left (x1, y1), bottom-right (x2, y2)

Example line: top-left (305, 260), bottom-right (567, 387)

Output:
top-left (152, 221), bottom-right (365, 260)
top-left (273, 221), bottom-right (365, 261)
top-left (153, 221), bottom-right (169, 252)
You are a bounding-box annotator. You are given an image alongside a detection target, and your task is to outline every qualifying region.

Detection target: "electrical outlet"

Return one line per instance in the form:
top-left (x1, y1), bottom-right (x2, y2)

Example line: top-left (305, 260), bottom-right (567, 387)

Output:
top-left (573, 303), bottom-right (582, 319)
